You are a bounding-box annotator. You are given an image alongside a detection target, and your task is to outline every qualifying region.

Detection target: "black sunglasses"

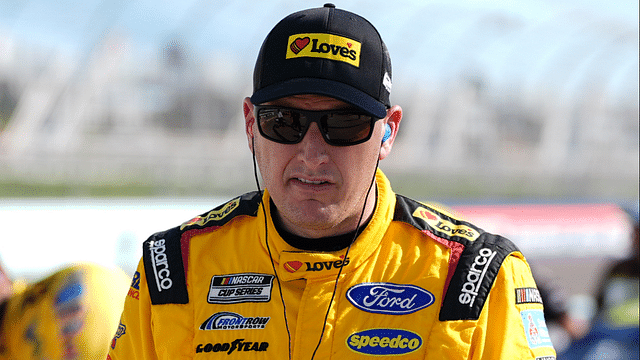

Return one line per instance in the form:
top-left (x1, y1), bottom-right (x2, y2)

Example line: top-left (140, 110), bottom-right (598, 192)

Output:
top-left (254, 105), bottom-right (381, 146)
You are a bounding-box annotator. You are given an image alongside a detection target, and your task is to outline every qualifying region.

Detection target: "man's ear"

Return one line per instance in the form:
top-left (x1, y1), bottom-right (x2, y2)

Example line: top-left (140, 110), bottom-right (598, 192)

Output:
top-left (379, 105), bottom-right (402, 160)
top-left (243, 97), bottom-right (256, 153)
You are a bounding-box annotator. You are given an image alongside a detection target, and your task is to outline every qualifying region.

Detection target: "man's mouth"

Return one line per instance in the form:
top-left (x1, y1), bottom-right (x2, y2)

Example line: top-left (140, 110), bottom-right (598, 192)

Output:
top-left (297, 178), bottom-right (328, 185)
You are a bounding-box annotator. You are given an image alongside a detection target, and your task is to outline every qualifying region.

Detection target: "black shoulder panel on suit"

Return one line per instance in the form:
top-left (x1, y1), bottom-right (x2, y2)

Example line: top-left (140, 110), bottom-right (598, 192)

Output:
top-left (142, 191), bottom-right (262, 305)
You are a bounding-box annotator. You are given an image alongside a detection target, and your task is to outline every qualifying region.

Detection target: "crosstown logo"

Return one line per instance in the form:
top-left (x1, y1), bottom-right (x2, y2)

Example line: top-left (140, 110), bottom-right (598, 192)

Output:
top-left (200, 312), bottom-right (270, 330)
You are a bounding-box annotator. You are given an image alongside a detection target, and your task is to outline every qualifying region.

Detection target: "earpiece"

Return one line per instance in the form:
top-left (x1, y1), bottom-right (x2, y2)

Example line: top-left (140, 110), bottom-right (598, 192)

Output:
top-left (381, 123), bottom-right (391, 143)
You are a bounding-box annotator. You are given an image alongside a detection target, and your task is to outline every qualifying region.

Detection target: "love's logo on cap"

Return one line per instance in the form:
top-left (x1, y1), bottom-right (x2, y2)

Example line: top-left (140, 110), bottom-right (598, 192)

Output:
top-left (286, 33), bottom-right (361, 67)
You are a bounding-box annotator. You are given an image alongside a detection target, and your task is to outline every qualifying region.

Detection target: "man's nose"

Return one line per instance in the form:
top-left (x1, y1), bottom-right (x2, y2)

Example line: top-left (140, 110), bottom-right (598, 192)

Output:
top-left (297, 122), bottom-right (330, 167)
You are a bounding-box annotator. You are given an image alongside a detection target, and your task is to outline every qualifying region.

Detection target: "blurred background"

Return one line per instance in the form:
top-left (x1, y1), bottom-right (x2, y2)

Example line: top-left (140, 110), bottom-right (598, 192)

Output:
top-left (0, 0), bottom-right (638, 357)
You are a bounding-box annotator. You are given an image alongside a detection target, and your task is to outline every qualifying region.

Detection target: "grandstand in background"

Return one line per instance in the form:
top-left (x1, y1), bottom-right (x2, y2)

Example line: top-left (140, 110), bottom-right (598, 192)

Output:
top-left (0, 1), bottom-right (637, 199)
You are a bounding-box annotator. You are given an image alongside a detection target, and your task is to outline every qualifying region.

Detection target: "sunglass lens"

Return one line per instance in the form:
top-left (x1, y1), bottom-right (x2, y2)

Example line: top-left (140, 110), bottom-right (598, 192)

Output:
top-left (324, 114), bottom-right (373, 145)
top-left (258, 108), bottom-right (306, 143)
top-left (257, 107), bottom-right (374, 146)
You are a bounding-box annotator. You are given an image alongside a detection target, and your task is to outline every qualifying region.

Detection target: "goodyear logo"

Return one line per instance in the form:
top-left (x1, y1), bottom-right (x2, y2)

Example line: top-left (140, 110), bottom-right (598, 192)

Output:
top-left (286, 33), bottom-right (361, 67)
top-left (181, 198), bottom-right (240, 230)
top-left (412, 207), bottom-right (479, 241)
top-left (347, 329), bottom-right (422, 356)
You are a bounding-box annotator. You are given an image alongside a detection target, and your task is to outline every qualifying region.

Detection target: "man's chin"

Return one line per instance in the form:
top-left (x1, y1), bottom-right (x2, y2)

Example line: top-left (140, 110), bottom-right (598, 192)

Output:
top-left (284, 205), bottom-right (343, 236)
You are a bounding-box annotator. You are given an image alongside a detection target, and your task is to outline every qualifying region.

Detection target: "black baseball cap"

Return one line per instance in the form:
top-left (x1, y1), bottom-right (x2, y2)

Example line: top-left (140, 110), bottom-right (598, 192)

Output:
top-left (250, 3), bottom-right (392, 119)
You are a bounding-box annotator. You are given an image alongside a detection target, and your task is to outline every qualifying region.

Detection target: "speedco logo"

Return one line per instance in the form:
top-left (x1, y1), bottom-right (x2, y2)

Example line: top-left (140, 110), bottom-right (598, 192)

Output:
top-left (149, 239), bottom-right (172, 292)
top-left (412, 207), bottom-right (479, 241)
top-left (200, 312), bottom-right (270, 330)
top-left (286, 33), bottom-right (361, 67)
top-left (347, 329), bottom-right (422, 355)
top-left (180, 198), bottom-right (239, 230)
top-left (459, 248), bottom-right (497, 307)
top-left (346, 283), bottom-right (434, 315)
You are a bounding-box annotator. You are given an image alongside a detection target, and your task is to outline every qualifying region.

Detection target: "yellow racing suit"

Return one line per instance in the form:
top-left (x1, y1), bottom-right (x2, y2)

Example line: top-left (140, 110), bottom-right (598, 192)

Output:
top-left (108, 170), bottom-right (556, 359)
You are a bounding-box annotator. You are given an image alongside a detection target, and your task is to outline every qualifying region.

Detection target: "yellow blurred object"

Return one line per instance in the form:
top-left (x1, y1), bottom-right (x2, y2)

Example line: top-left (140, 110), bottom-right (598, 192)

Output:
top-left (8, 279), bottom-right (28, 295)
top-left (607, 298), bottom-right (640, 327)
top-left (0, 263), bottom-right (130, 360)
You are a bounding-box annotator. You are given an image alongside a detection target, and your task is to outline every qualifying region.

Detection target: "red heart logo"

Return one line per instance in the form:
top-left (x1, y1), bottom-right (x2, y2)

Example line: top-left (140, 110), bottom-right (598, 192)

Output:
top-left (290, 37), bottom-right (310, 54)
top-left (347, 43), bottom-right (353, 48)
top-left (284, 261), bottom-right (303, 273)
top-left (420, 210), bottom-right (438, 221)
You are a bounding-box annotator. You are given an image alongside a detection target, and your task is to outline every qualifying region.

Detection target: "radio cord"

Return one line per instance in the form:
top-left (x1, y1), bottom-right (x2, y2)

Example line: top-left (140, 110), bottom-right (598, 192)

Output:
top-left (252, 136), bottom-right (382, 360)
top-left (310, 155), bottom-right (380, 360)
top-left (252, 141), bottom-right (293, 360)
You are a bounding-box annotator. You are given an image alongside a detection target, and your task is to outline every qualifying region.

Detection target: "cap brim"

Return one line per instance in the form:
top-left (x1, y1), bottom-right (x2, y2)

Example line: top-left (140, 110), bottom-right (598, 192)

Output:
top-left (250, 78), bottom-right (387, 119)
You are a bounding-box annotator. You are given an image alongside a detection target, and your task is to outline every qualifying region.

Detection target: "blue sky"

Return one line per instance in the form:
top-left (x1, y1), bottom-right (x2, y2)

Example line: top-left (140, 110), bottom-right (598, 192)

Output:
top-left (1, 0), bottom-right (638, 96)
top-left (1, 0), bottom-right (636, 56)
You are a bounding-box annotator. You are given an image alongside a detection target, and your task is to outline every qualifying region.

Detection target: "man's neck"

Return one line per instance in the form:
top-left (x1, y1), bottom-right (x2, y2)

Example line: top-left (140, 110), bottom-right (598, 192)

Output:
top-left (270, 199), bottom-right (372, 252)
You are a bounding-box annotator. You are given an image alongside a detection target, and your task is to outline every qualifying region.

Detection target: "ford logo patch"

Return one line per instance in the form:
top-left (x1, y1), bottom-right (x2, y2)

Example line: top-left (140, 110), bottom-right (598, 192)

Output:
top-left (346, 283), bottom-right (434, 315)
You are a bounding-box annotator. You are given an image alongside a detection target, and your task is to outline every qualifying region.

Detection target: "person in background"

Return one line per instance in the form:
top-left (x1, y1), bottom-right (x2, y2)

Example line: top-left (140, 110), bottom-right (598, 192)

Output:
top-left (559, 206), bottom-right (639, 360)
top-left (532, 265), bottom-right (591, 354)
top-left (0, 259), bottom-right (130, 360)
top-left (595, 207), bottom-right (639, 314)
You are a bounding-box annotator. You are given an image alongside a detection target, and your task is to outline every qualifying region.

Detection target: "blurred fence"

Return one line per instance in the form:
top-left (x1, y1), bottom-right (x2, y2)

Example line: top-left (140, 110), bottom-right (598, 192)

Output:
top-left (0, 1), bottom-right (637, 199)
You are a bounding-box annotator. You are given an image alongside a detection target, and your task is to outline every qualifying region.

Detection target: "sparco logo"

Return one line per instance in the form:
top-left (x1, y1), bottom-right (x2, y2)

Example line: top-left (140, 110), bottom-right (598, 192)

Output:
top-left (459, 248), bottom-right (497, 306)
top-left (149, 239), bottom-right (172, 292)
top-left (346, 283), bottom-right (435, 315)
top-left (200, 312), bottom-right (271, 330)
top-left (196, 339), bottom-right (268, 354)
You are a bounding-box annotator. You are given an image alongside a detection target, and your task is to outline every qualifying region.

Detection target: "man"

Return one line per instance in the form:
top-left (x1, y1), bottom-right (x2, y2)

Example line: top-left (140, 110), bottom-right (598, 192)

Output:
top-left (559, 208), bottom-right (639, 360)
top-left (108, 4), bottom-right (557, 359)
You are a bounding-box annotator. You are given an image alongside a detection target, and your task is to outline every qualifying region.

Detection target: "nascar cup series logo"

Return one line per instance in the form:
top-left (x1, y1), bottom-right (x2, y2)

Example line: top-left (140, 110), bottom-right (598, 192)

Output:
top-left (286, 33), bottom-right (361, 67)
top-left (207, 273), bottom-right (274, 304)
